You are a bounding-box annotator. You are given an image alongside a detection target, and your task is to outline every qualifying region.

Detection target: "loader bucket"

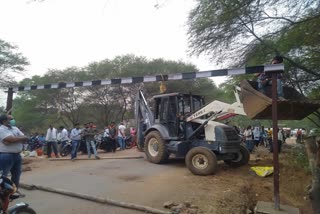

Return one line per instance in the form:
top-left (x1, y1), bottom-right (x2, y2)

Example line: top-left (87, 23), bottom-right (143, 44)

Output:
top-left (240, 80), bottom-right (320, 120)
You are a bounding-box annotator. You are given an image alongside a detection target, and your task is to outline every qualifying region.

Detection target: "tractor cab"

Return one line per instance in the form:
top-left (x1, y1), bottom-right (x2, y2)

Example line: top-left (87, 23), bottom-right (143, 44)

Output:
top-left (152, 93), bottom-right (204, 138)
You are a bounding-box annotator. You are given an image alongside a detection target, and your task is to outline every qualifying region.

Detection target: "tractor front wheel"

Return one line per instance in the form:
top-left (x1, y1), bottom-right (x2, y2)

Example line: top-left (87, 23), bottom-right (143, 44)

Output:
top-left (185, 147), bottom-right (218, 176)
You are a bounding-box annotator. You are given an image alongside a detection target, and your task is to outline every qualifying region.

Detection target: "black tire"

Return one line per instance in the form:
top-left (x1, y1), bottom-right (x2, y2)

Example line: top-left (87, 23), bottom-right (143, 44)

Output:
top-left (144, 131), bottom-right (169, 164)
top-left (11, 206), bottom-right (36, 214)
top-left (125, 138), bottom-right (132, 149)
top-left (224, 145), bottom-right (250, 167)
top-left (60, 146), bottom-right (71, 157)
top-left (185, 147), bottom-right (218, 176)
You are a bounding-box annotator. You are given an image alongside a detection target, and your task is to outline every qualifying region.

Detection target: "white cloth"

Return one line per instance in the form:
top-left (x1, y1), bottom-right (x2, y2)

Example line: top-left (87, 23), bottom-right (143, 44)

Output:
top-left (70, 128), bottom-right (81, 141)
top-left (118, 124), bottom-right (126, 137)
top-left (253, 127), bottom-right (260, 141)
top-left (0, 125), bottom-right (24, 153)
top-left (278, 130), bottom-right (284, 142)
top-left (57, 132), bottom-right (62, 141)
top-left (60, 128), bottom-right (69, 141)
top-left (103, 128), bottom-right (110, 138)
top-left (46, 128), bottom-right (57, 142)
top-left (244, 129), bottom-right (252, 141)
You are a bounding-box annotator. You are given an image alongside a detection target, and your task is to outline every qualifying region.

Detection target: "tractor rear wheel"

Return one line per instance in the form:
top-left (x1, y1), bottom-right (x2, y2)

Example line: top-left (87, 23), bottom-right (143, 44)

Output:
top-left (224, 144), bottom-right (250, 167)
top-left (145, 131), bottom-right (169, 164)
top-left (185, 147), bottom-right (218, 176)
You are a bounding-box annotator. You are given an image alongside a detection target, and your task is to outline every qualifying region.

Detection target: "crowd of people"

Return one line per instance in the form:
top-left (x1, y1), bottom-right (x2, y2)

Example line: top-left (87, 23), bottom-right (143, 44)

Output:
top-left (240, 125), bottom-right (287, 153)
top-left (0, 113), bottom-right (138, 197)
top-left (32, 121), bottom-right (137, 161)
top-left (3, 117), bottom-right (138, 161)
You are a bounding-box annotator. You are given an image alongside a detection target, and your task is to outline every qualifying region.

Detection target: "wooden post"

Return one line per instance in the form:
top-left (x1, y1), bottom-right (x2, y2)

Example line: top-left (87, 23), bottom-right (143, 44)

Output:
top-left (6, 88), bottom-right (14, 114)
top-left (271, 73), bottom-right (280, 210)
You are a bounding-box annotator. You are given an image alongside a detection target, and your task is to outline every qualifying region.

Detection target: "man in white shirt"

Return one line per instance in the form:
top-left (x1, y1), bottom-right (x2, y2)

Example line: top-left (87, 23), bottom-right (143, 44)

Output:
top-left (59, 126), bottom-right (69, 148)
top-left (45, 125), bottom-right (60, 158)
top-left (103, 126), bottom-right (110, 138)
top-left (244, 125), bottom-right (253, 153)
top-left (118, 122), bottom-right (126, 150)
top-left (0, 115), bottom-right (28, 192)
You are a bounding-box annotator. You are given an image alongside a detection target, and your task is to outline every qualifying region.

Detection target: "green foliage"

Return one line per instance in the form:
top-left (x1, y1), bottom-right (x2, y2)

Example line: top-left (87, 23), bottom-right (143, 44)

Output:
top-left (0, 106), bottom-right (5, 115)
top-left (0, 39), bottom-right (29, 86)
top-left (188, 0), bottom-right (320, 127)
top-left (188, 0), bottom-right (320, 68)
top-left (288, 146), bottom-right (310, 172)
top-left (12, 96), bottom-right (48, 132)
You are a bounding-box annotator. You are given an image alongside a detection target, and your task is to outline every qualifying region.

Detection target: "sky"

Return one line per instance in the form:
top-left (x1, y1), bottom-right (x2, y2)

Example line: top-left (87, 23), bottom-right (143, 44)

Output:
top-left (0, 0), bottom-right (227, 107)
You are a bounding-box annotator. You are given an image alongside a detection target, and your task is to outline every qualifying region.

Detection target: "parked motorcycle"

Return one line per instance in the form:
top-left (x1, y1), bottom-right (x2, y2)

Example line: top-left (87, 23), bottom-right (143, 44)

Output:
top-left (96, 136), bottom-right (116, 153)
top-left (124, 136), bottom-right (133, 149)
top-left (25, 137), bottom-right (43, 152)
top-left (60, 138), bottom-right (99, 157)
top-left (60, 140), bottom-right (72, 157)
top-left (0, 171), bottom-right (36, 214)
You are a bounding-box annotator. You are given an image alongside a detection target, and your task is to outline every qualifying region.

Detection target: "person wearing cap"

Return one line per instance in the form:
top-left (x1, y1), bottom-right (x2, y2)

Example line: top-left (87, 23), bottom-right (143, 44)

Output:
top-left (257, 55), bottom-right (285, 100)
top-left (0, 114), bottom-right (28, 193)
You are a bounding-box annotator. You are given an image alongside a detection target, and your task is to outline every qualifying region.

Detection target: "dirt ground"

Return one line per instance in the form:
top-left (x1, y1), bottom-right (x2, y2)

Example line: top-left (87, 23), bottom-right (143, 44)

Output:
top-left (21, 140), bottom-right (312, 214)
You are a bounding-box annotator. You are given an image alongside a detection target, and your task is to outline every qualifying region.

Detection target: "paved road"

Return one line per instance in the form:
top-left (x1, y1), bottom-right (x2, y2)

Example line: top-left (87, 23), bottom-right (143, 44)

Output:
top-left (15, 189), bottom-right (144, 214)
top-left (19, 150), bottom-right (187, 213)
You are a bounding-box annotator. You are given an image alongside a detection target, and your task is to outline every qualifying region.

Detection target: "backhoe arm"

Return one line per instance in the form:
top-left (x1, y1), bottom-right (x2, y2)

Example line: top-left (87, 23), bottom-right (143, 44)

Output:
top-left (185, 89), bottom-right (246, 122)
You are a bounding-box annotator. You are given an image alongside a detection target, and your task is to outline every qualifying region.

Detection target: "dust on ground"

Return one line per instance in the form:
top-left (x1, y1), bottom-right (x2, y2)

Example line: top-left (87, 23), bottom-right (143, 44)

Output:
top-left (22, 142), bottom-right (312, 214)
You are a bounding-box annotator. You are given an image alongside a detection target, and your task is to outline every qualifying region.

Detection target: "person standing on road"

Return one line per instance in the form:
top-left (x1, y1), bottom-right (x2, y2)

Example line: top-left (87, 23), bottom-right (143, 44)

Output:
top-left (296, 129), bottom-right (302, 144)
top-left (59, 126), bottom-right (69, 148)
top-left (45, 125), bottom-right (60, 158)
top-left (109, 122), bottom-right (117, 153)
top-left (0, 114), bottom-right (28, 195)
top-left (267, 128), bottom-right (273, 151)
top-left (253, 127), bottom-right (261, 148)
top-left (130, 127), bottom-right (137, 148)
top-left (83, 122), bottom-right (100, 159)
top-left (70, 123), bottom-right (82, 161)
top-left (117, 122), bottom-right (126, 150)
top-left (244, 125), bottom-right (253, 153)
top-left (277, 128), bottom-right (284, 153)
top-left (103, 125), bottom-right (110, 138)
top-left (259, 126), bottom-right (266, 147)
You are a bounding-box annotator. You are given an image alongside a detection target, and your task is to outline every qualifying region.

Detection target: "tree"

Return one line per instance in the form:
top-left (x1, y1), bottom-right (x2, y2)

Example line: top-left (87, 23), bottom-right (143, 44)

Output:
top-left (305, 132), bottom-right (320, 213)
top-left (0, 39), bottom-right (28, 86)
top-left (13, 55), bottom-right (224, 132)
top-left (188, 1), bottom-right (320, 210)
top-left (187, 0), bottom-right (320, 90)
top-left (188, 0), bottom-right (320, 127)
top-left (188, 0), bottom-right (319, 72)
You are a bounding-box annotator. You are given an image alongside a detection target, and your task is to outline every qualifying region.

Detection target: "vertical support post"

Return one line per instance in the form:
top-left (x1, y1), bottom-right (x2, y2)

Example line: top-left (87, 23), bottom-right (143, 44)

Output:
top-left (271, 73), bottom-right (280, 210)
top-left (6, 88), bottom-right (14, 114)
